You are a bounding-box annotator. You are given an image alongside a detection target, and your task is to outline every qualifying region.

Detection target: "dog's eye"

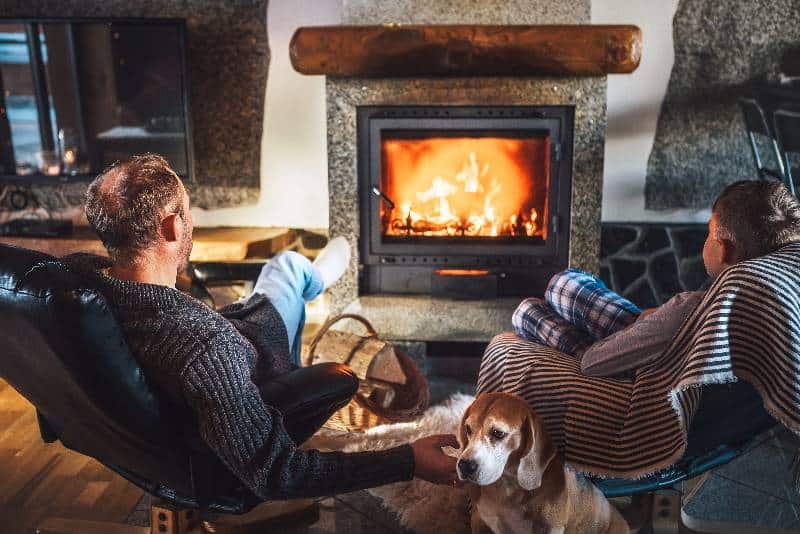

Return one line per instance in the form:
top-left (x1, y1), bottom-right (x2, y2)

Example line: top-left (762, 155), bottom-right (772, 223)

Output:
top-left (490, 428), bottom-right (507, 441)
top-left (465, 425), bottom-right (472, 436)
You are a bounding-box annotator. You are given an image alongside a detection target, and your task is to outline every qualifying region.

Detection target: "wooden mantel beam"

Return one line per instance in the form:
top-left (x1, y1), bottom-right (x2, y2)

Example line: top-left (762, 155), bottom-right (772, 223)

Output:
top-left (290, 25), bottom-right (642, 78)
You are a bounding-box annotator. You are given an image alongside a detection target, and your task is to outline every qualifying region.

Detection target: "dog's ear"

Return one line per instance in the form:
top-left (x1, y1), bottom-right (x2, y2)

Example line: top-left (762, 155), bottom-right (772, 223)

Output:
top-left (458, 399), bottom-right (474, 449)
top-left (516, 412), bottom-right (556, 491)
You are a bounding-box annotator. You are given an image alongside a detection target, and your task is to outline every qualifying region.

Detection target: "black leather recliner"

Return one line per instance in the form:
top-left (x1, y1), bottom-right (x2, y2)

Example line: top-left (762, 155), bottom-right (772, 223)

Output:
top-left (0, 243), bottom-right (357, 530)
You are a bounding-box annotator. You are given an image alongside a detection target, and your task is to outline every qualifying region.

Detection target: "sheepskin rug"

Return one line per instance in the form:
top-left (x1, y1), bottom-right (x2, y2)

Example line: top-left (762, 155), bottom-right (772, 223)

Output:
top-left (308, 394), bottom-right (475, 534)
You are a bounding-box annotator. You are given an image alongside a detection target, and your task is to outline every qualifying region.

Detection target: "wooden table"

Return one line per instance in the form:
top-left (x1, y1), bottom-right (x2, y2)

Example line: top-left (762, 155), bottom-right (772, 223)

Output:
top-left (0, 226), bottom-right (296, 262)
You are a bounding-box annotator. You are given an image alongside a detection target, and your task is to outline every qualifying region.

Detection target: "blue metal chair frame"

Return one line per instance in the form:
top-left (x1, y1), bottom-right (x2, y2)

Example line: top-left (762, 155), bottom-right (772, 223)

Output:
top-left (739, 97), bottom-right (788, 183)
top-left (593, 441), bottom-right (755, 498)
top-left (774, 107), bottom-right (800, 196)
top-left (588, 381), bottom-right (776, 497)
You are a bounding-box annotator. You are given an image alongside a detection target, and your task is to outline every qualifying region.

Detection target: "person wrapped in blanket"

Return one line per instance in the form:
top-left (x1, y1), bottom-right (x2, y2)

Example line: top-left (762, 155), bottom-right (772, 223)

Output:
top-left (513, 179), bottom-right (800, 379)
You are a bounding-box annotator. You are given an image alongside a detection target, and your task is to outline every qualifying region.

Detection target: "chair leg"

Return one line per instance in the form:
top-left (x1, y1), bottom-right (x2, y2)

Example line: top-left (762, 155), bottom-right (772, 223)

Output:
top-left (37, 498), bottom-right (320, 534)
top-left (616, 492), bottom-right (654, 534)
top-left (36, 518), bottom-right (151, 534)
top-left (651, 490), bottom-right (681, 534)
top-left (201, 498), bottom-right (319, 534)
top-left (151, 502), bottom-right (202, 533)
top-left (36, 500), bottom-right (201, 534)
top-left (618, 489), bottom-right (683, 534)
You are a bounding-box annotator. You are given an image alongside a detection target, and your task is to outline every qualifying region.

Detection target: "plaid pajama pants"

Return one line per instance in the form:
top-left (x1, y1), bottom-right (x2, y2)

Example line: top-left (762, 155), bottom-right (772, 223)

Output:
top-left (512, 269), bottom-right (642, 356)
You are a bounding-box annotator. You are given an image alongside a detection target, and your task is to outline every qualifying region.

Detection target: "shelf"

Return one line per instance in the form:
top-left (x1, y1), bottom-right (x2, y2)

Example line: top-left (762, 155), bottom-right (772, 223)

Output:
top-left (290, 25), bottom-right (641, 78)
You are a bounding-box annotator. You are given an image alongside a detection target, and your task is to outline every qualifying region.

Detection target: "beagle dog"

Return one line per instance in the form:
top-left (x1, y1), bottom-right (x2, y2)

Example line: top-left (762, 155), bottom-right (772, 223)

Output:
top-left (456, 393), bottom-right (629, 534)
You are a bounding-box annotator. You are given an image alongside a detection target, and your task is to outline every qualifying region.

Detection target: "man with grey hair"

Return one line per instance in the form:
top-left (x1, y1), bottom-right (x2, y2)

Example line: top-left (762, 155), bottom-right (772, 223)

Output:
top-left (72, 153), bottom-right (459, 502)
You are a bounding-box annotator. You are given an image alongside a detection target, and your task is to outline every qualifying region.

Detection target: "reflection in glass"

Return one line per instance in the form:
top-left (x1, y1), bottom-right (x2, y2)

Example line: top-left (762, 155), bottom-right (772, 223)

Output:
top-left (0, 20), bottom-right (190, 180)
top-left (0, 24), bottom-right (42, 174)
top-left (58, 127), bottom-right (83, 175)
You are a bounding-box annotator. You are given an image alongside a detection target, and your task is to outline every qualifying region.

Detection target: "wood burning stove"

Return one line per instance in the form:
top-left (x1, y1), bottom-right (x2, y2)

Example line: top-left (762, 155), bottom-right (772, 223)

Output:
top-left (358, 106), bottom-right (574, 297)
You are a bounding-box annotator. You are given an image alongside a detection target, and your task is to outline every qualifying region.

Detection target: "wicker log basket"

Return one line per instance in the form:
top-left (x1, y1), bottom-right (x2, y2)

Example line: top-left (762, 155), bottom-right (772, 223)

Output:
top-left (305, 313), bottom-right (430, 433)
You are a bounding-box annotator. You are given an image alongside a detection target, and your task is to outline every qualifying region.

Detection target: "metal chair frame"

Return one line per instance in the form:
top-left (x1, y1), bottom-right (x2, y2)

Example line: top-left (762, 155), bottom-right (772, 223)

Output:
top-left (739, 97), bottom-right (787, 183)
top-left (773, 107), bottom-right (800, 196)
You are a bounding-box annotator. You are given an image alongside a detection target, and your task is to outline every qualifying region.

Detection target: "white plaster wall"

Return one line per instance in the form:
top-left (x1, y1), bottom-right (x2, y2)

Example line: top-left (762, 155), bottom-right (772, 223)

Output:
top-left (191, 0), bottom-right (341, 229)
top-left (594, 0), bottom-right (710, 223)
top-left (193, 0), bottom-right (710, 228)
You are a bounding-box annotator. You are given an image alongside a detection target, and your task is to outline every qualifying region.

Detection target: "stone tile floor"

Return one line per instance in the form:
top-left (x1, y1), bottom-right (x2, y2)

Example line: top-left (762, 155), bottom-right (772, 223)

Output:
top-left (682, 425), bottom-right (800, 532)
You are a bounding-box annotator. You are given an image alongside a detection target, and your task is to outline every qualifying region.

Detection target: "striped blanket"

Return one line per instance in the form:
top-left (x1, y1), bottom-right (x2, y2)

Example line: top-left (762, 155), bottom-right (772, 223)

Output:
top-left (478, 243), bottom-right (800, 479)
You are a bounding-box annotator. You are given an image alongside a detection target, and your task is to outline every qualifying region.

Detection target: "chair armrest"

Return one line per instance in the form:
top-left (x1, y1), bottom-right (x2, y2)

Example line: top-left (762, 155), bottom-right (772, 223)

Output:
top-left (190, 261), bottom-right (267, 284)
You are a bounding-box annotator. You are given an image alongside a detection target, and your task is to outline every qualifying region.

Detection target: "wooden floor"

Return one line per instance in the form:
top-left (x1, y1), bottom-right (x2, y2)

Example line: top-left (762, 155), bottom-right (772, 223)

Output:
top-left (0, 379), bottom-right (143, 534)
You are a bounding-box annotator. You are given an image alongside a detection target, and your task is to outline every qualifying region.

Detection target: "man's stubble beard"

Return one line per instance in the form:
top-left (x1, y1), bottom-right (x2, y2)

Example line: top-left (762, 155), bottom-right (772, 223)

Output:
top-left (177, 222), bottom-right (193, 274)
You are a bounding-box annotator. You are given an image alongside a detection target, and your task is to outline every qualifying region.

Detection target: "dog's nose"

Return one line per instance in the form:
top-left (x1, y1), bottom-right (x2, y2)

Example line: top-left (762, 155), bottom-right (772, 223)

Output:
top-left (458, 458), bottom-right (478, 478)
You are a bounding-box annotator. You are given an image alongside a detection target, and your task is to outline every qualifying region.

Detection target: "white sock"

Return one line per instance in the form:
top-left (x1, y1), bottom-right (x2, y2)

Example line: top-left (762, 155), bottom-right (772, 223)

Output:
top-left (312, 236), bottom-right (351, 289)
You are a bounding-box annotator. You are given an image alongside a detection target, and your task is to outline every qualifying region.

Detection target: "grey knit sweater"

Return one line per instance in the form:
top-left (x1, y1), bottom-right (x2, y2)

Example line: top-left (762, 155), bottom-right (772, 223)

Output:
top-left (64, 255), bottom-right (415, 500)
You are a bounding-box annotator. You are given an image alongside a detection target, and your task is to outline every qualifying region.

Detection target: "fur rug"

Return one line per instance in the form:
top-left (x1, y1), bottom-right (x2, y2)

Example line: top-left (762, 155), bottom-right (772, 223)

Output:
top-left (308, 394), bottom-right (475, 534)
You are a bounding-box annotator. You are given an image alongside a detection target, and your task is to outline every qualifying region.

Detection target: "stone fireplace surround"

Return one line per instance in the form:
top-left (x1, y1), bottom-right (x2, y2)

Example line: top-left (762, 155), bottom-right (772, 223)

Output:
top-left (318, 0), bottom-right (618, 342)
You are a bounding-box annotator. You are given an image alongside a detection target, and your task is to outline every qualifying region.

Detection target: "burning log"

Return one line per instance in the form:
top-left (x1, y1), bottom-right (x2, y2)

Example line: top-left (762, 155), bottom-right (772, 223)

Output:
top-left (380, 138), bottom-right (548, 239)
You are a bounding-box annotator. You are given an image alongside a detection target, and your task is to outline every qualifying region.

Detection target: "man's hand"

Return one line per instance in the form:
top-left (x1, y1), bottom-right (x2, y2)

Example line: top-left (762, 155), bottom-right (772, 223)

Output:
top-left (410, 434), bottom-right (460, 486)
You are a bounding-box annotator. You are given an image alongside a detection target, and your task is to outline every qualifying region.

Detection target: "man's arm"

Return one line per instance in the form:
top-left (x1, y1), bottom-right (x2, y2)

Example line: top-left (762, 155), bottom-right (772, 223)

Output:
top-left (182, 336), bottom-right (455, 499)
top-left (580, 291), bottom-right (704, 377)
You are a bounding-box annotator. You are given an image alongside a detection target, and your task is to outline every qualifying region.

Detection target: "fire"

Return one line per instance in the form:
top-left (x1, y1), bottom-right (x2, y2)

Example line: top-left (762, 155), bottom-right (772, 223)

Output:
top-left (380, 136), bottom-right (549, 238)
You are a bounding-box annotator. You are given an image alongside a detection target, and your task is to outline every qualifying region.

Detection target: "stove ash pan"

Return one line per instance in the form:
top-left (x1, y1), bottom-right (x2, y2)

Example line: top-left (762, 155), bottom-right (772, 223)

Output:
top-left (357, 106), bottom-right (574, 298)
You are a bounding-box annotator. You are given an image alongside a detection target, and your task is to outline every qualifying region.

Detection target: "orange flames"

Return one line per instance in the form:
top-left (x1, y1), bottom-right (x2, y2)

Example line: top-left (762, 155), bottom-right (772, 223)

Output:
top-left (380, 136), bottom-right (549, 238)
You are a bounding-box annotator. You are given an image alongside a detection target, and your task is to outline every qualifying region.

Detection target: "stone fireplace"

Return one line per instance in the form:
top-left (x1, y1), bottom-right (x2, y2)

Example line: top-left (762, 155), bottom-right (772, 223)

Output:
top-left (293, 0), bottom-right (640, 342)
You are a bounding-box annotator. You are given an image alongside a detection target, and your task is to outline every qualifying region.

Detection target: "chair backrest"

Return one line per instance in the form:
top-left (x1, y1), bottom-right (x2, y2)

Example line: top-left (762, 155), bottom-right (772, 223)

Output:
top-left (739, 97), bottom-right (787, 181)
top-left (740, 97), bottom-right (772, 137)
top-left (774, 108), bottom-right (800, 152)
top-left (773, 107), bottom-right (800, 193)
top-left (0, 244), bottom-right (200, 497)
